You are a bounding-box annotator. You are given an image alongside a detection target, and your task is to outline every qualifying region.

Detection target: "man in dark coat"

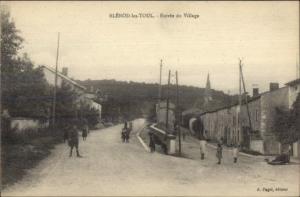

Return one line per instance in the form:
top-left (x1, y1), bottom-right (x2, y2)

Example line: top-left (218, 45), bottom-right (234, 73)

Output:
top-left (149, 132), bottom-right (155, 153)
top-left (68, 125), bottom-right (81, 157)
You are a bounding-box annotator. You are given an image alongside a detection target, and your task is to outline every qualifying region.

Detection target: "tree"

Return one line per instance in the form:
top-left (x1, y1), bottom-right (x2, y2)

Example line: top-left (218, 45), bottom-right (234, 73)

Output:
top-left (1, 8), bottom-right (52, 120)
top-left (290, 93), bottom-right (300, 140)
top-left (54, 83), bottom-right (78, 129)
top-left (1, 6), bottom-right (23, 64)
top-left (273, 93), bottom-right (300, 145)
top-left (80, 104), bottom-right (100, 128)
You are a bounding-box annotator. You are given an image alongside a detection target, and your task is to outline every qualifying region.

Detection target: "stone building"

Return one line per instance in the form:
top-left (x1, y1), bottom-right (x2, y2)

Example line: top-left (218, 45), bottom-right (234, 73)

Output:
top-left (200, 81), bottom-right (299, 155)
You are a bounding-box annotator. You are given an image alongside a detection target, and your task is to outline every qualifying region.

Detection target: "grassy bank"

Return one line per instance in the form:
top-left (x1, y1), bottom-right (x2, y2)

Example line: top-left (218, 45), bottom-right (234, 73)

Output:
top-left (1, 129), bottom-right (62, 188)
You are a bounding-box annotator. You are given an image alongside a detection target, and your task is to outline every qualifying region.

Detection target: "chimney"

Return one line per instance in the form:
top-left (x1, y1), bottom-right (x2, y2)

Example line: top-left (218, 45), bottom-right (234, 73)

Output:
top-left (269, 82), bottom-right (279, 91)
top-left (62, 67), bottom-right (68, 76)
top-left (253, 88), bottom-right (259, 97)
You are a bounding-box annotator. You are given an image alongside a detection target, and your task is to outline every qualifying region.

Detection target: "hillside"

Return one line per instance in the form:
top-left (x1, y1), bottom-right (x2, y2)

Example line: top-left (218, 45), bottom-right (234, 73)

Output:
top-left (77, 79), bottom-right (238, 121)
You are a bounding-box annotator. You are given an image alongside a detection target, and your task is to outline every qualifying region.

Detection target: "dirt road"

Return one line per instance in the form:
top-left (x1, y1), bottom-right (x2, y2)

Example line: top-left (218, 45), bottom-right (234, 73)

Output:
top-left (2, 119), bottom-right (299, 196)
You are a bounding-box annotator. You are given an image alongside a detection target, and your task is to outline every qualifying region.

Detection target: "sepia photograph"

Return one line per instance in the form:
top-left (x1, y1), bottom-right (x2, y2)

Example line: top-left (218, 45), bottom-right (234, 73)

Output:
top-left (1, 1), bottom-right (299, 196)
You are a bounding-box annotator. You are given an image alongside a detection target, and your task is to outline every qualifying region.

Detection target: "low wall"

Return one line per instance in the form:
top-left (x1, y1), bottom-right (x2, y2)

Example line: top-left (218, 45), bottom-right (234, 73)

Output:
top-left (149, 124), bottom-right (176, 154)
top-left (250, 140), bottom-right (264, 154)
top-left (293, 140), bottom-right (300, 158)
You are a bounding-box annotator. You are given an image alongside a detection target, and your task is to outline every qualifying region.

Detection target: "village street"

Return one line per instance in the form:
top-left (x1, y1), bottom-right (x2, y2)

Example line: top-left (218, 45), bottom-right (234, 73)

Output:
top-left (2, 119), bottom-right (299, 196)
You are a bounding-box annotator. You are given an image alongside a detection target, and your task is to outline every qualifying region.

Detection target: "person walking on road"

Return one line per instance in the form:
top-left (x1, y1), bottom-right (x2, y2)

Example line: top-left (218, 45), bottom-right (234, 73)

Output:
top-left (82, 123), bottom-right (88, 141)
top-left (149, 132), bottom-right (155, 153)
top-left (200, 139), bottom-right (206, 160)
top-left (124, 121), bottom-right (128, 130)
top-left (233, 144), bottom-right (239, 163)
top-left (63, 126), bottom-right (69, 143)
top-left (68, 125), bottom-right (81, 157)
top-left (216, 143), bottom-right (223, 164)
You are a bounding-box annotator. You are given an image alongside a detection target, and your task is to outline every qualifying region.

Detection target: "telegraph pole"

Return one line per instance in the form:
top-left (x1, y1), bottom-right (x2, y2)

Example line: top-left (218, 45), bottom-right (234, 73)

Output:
top-left (176, 71), bottom-right (181, 155)
top-left (297, 58), bottom-right (299, 78)
top-left (158, 59), bottom-right (163, 113)
top-left (239, 60), bottom-right (253, 140)
top-left (165, 70), bottom-right (171, 133)
top-left (52, 32), bottom-right (60, 128)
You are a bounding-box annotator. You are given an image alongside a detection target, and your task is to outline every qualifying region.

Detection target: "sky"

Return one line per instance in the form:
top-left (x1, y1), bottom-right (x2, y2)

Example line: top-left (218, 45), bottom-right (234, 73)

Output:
top-left (4, 1), bottom-right (299, 94)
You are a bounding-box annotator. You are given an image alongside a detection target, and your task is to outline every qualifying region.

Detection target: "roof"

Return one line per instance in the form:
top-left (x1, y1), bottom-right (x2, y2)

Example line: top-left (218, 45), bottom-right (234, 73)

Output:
top-left (199, 94), bottom-right (262, 116)
top-left (285, 78), bottom-right (300, 86)
top-left (199, 85), bottom-right (290, 116)
top-left (182, 108), bottom-right (202, 116)
top-left (40, 65), bottom-right (87, 90)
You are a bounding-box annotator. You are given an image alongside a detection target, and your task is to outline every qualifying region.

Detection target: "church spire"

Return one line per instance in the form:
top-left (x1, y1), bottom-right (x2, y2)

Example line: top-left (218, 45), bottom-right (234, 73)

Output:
top-left (206, 73), bottom-right (211, 89)
top-left (204, 73), bottom-right (212, 103)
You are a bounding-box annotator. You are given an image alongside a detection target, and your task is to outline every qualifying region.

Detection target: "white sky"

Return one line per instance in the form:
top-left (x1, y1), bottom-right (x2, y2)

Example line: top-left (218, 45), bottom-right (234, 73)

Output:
top-left (4, 1), bottom-right (300, 94)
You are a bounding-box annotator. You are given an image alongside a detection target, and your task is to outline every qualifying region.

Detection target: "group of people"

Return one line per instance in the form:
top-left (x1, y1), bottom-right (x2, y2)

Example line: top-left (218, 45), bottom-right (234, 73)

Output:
top-left (121, 121), bottom-right (132, 143)
top-left (63, 121), bottom-right (89, 158)
top-left (191, 118), bottom-right (241, 164)
top-left (201, 140), bottom-right (240, 164)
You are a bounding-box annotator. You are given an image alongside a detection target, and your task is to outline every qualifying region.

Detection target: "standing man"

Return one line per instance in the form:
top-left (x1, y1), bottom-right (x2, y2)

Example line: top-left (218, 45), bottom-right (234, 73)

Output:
top-left (82, 126), bottom-right (88, 141)
top-left (149, 132), bottom-right (155, 153)
top-left (124, 121), bottom-right (128, 130)
top-left (69, 125), bottom-right (81, 157)
top-left (82, 119), bottom-right (89, 141)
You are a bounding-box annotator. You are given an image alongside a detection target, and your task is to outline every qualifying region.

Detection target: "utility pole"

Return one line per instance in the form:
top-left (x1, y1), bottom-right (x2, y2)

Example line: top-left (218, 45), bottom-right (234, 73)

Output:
top-left (237, 59), bottom-right (242, 145)
top-left (52, 32), bottom-right (60, 128)
top-left (239, 59), bottom-right (242, 108)
top-left (239, 60), bottom-right (253, 141)
top-left (176, 71), bottom-right (181, 155)
top-left (297, 58), bottom-right (299, 78)
top-left (158, 59), bottom-right (163, 114)
top-left (165, 70), bottom-right (171, 134)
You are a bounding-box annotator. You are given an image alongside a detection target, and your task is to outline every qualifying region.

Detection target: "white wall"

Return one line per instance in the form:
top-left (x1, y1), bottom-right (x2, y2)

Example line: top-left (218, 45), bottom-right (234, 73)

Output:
top-left (292, 141), bottom-right (300, 158)
top-left (250, 140), bottom-right (264, 154)
top-left (11, 118), bottom-right (49, 133)
top-left (42, 68), bottom-right (63, 87)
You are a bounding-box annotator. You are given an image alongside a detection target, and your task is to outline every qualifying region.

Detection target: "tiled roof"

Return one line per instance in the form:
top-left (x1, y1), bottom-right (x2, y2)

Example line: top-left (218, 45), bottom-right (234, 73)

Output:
top-left (285, 78), bottom-right (300, 86)
top-left (40, 65), bottom-right (87, 90)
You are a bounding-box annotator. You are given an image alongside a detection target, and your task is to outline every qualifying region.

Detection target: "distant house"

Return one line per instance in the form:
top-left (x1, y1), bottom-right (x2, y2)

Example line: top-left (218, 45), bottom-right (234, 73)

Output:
top-left (40, 65), bottom-right (101, 120)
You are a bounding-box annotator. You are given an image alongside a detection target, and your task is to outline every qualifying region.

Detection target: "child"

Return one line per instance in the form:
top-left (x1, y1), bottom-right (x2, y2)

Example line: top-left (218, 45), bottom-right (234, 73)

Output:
top-left (82, 126), bottom-right (88, 141)
top-left (216, 143), bottom-right (223, 164)
top-left (233, 144), bottom-right (239, 163)
top-left (200, 139), bottom-right (206, 160)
